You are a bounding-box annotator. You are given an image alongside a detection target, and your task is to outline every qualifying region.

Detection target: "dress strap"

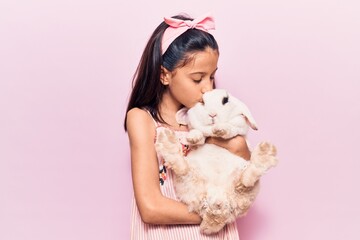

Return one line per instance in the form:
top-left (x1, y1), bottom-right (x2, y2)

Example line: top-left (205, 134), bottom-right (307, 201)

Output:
top-left (143, 109), bottom-right (162, 128)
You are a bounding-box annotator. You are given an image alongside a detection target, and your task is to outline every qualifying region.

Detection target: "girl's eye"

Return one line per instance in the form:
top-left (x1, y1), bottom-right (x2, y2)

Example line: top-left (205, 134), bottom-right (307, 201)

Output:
top-left (193, 79), bottom-right (202, 83)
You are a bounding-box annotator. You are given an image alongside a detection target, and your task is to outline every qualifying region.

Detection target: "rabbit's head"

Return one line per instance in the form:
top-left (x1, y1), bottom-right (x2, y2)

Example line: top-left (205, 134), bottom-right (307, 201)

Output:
top-left (176, 89), bottom-right (258, 131)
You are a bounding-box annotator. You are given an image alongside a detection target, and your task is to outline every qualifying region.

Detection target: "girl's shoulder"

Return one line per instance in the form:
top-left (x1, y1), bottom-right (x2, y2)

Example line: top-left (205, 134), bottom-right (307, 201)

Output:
top-left (126, 107), bottom-right (157, 133)
top-left (127, 107), bottom-right (149, 118)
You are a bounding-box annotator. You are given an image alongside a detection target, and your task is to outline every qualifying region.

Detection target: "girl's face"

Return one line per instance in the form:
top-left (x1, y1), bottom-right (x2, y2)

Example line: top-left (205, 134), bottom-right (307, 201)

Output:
top-left (162, 47), bottom-right (219, 109)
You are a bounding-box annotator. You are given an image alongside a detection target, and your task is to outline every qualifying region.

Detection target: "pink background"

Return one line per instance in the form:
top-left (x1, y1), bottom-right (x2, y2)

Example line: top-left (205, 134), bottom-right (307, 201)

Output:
top-left (1, 0), bottom-right (359, 239)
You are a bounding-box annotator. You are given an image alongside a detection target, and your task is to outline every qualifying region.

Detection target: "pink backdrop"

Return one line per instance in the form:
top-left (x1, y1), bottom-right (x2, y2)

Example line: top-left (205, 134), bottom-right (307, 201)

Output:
top-left (1, 0), bottom-right (359, 239)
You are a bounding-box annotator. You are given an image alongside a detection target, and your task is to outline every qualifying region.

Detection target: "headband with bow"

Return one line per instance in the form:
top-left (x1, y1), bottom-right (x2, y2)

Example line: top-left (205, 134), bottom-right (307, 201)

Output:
top-left (161, 13), bottom-right (215, 55)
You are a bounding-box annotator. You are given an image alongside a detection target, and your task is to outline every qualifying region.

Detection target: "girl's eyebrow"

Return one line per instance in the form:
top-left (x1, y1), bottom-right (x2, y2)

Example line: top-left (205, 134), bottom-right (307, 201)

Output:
top-left (189, 68), bottom-right (218, 75)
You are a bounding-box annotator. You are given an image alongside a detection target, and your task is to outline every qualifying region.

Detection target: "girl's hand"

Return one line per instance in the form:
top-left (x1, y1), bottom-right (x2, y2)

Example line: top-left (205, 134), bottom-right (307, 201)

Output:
top-left (205, 135), bottom-right (250, 160)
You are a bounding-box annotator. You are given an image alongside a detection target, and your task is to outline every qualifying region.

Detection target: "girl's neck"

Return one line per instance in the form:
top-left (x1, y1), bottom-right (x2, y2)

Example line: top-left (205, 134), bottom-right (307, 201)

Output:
top-left (159, 93), bottom-right (185, 129)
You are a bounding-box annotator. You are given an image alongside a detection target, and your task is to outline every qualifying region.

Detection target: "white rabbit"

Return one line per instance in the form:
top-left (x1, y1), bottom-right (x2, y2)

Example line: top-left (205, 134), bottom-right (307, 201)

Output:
top-left (155, 89), bottom-right (278, 234)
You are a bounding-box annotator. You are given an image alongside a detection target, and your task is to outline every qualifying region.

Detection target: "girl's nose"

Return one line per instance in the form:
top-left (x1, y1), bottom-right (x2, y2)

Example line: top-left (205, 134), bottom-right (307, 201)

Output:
top-left (201, 81), bottom-right (213, 93)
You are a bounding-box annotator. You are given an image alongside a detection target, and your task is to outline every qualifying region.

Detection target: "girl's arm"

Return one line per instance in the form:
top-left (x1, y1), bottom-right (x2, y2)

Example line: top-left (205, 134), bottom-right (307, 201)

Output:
top-left (126, 108), bottom-right (201, 225)
top-left (206, 136), bottom-right (251, 160)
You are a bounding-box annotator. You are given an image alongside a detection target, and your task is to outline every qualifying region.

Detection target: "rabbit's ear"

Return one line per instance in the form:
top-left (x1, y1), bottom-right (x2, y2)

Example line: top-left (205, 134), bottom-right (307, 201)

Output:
top-left (230, 94), bottom-right (258, 130)
top-left (241, 107), bottom-right (258, 130)
top-left (176, 108), bottom-right (189, 125)
top-left (243, 115), bottom-right (258, 130)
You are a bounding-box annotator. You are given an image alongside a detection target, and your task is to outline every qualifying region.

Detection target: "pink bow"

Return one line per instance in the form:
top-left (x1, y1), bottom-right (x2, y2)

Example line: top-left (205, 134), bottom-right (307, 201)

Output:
top-left (161, 13), bottom-right (215, 55)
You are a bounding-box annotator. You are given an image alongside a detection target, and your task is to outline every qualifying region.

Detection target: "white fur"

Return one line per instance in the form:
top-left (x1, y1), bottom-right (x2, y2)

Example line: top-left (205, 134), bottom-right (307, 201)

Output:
top-left (155, 89), bottom-right (278, 234)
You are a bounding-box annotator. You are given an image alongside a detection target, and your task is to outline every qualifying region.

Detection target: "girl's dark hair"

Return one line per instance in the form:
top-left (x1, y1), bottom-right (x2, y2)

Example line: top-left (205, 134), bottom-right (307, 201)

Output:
top-left (124, 14), bottom-right (219, 131)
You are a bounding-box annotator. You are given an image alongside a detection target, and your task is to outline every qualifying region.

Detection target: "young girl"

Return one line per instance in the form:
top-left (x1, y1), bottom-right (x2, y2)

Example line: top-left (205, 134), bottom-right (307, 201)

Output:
top-left (124, 13), bottom-right (250, 239)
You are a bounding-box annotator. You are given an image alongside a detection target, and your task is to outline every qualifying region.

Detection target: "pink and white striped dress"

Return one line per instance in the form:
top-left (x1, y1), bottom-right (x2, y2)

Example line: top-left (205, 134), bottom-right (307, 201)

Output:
top-left (130, 119), bottom-right (240, 240)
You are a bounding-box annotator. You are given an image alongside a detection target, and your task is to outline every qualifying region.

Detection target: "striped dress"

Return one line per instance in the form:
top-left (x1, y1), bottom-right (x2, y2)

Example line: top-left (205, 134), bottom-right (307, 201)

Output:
top-left (130, 119), bottom-right (240, 240)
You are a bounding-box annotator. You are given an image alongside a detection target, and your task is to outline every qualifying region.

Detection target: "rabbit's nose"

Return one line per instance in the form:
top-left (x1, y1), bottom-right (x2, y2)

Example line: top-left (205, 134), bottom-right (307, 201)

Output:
top-left (209, 113), bottom-right (217, 118)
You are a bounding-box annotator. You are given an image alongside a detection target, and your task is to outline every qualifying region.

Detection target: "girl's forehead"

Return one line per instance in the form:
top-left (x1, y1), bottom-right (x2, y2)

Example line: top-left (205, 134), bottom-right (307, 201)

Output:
top-left (181, 49), bottom-right (219, 71)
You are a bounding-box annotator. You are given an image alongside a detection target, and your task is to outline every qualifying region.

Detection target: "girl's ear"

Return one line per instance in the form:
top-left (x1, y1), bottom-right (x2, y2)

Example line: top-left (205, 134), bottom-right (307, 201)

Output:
top-left (160, 66), bottom-right (171, 85)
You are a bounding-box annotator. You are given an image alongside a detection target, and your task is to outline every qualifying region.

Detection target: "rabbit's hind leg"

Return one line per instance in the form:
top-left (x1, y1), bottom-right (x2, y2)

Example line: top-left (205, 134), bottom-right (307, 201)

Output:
top-left (155, 128), bottom-right (189, 175)
top-left (241, 142), bottom-right (278, 187)
top-left (200, 211), bottom-right (227, 235)
top-left (251, 141), bottom-right (278, 169)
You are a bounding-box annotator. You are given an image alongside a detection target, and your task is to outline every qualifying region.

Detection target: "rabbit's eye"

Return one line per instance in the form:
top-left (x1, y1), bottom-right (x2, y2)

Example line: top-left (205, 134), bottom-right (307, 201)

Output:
top-left (222, 96), bottom-right (229, 105)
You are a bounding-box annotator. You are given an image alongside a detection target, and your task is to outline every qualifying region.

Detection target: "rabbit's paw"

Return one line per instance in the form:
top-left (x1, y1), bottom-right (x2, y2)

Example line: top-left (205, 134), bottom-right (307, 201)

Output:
top-left (155, 128), bottom-right (190, 175)
top-left (256, 142), bottom-right (277, 157)
top-left (200, 212), bottom-right (227, 235)
top-left (252, 141), bottom-right (278, 170)
top-left (155, 128), bottom-right (182, 157)
top-left (240, 164), bottom-right (262, 187)
top-left (186, 129), bottom-right (205, 145)
top-left (212, 123), bottom-right (231, 138)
